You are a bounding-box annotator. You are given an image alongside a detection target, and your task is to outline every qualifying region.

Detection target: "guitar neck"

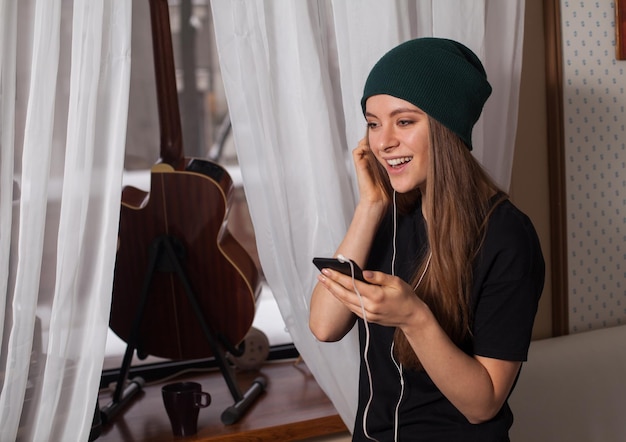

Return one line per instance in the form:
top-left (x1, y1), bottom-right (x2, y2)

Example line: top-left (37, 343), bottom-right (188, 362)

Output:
top-left (149, 0), bottom-right (184, 166)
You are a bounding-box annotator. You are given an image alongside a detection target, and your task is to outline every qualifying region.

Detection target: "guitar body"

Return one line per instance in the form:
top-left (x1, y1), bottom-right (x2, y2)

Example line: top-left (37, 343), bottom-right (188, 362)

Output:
top-left (111, 158), bottom-right (261, 360)
top-left (109, 0), bottom-right (261, 362)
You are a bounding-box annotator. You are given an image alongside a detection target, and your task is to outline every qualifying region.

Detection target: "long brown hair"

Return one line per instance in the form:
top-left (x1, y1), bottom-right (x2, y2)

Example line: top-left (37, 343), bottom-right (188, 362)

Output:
top-left (367, 118), bottom-right (506, 370)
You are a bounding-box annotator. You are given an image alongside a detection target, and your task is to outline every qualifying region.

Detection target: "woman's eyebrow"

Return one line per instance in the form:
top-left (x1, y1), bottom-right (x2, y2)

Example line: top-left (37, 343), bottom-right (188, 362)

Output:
top-left (365, 108), bottom-right (423, 118)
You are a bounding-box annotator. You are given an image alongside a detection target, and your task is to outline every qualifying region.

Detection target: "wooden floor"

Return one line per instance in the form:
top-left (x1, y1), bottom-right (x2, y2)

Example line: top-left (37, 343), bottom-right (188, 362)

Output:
top-left (96, 359), bottom-right (348, 441)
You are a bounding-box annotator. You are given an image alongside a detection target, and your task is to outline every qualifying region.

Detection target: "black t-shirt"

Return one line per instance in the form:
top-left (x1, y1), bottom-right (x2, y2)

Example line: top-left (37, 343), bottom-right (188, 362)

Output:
top-left (352, 198), bottom-right (545, 442)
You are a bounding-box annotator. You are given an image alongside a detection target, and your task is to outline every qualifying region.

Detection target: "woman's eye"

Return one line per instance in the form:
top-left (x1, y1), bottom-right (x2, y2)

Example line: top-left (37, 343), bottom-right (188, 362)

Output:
top-left (366, 121), bottom-right (379, 129)
top-left (398, 119), bottom-right (414, 126)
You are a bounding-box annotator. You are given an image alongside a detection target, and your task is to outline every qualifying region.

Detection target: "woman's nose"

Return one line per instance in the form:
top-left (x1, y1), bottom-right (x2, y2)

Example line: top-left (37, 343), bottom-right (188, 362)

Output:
top-left (378, 126), bottom-right (398, 151)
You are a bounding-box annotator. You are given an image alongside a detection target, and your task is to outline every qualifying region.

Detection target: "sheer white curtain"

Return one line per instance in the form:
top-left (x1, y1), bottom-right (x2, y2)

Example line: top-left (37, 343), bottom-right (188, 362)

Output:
top-left (0, 0), bottom-right (131, 440)
top-left (211, 0), bottom-right (525, 429)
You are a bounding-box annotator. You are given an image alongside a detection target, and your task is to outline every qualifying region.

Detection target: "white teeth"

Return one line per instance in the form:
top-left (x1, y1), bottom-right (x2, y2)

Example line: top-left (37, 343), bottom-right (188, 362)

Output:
top-left (387, 157), bottom-right (412, 166)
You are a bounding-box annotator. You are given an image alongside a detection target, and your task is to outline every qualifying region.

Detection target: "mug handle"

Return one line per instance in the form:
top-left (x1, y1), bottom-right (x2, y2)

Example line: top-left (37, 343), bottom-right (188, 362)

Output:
top-left (194, 391), bottom-right (211, 408)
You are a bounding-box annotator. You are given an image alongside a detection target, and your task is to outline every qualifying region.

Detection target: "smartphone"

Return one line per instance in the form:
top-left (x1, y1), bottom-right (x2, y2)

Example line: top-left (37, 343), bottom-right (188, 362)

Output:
top-left (312, 257), bottom-right (365, 282)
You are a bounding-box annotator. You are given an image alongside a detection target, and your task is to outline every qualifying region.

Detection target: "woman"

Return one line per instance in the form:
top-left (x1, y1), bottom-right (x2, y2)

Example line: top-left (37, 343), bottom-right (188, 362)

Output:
top-left (309, 38), bottom-right (544, 441)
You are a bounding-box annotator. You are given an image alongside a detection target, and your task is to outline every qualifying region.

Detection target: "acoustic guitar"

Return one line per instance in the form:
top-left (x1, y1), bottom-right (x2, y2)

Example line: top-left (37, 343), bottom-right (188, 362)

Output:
top-left (109, 0), bottom-right (261, 361)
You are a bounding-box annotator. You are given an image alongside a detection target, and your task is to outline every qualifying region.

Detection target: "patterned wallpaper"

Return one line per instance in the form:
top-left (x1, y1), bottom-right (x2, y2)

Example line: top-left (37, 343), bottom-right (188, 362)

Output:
top-left (560, 1), bottom-right (626, 332)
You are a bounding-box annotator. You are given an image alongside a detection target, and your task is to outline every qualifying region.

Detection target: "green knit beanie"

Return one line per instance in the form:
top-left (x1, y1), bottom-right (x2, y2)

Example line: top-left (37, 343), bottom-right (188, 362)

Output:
top-left (361, 37), bottom-right (492, 150)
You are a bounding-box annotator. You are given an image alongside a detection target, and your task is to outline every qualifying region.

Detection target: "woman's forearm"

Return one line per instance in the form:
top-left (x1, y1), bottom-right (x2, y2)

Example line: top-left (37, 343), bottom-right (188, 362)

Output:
top-left (400, 306), bottom-right (521, 423)
top-left (309, 202), bottom-right (386, 341)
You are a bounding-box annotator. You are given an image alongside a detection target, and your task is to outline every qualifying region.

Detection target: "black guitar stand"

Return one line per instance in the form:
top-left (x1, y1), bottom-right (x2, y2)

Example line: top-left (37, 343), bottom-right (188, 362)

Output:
top-left (100, 235), bottom-right (266, 426)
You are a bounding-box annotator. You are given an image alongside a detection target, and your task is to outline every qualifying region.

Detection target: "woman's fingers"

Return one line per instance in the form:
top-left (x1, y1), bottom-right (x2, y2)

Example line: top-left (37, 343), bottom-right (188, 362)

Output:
top-left (319, 269), bottom-right (421, 327)
top-left (318, 269), bottom-right (370, 313)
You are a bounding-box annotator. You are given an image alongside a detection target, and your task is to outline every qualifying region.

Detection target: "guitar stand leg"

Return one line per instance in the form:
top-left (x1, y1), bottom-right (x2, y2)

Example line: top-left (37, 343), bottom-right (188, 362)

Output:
top-left (100, 238), bottom-right (164, 425)
top-left (99, 376), bottom-right (145, 425)
top-left (160, 236), bottom-right (266, 425)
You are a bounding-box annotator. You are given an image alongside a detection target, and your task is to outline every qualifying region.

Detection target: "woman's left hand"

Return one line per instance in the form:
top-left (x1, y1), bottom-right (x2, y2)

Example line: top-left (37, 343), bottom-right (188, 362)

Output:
top-left (317, 267), bottom-right (425, 328)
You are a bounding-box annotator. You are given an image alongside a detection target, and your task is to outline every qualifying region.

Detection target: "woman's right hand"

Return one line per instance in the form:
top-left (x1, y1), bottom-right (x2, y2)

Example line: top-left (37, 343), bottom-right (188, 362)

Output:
top-left (352, 136), bottom-right (388, 209)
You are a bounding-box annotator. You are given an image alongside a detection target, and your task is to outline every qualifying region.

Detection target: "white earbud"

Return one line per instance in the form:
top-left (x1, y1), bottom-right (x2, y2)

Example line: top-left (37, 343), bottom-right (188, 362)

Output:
top-left (337, 254), bottom-right (348, 263)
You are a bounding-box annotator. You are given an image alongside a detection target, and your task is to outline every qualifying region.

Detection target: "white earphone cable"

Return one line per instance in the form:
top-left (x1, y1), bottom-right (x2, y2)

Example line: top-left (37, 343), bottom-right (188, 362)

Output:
top-left (350, 190), bottom-right (431, 442)
top-left (391, 191), bottom-right (402, 442)
top-left (391, 191), bottom-right (397, 277)
top-left (390, 191), bottom-right (431, 441)
top-left (340, 257), bottom-right (378, 442)
top-left (391, 340), bottom-right (404, 442)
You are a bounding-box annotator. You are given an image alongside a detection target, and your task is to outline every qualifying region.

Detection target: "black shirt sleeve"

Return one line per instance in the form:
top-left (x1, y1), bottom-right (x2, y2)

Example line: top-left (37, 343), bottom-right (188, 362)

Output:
top-left (471, 200), bottom-right (545, 361)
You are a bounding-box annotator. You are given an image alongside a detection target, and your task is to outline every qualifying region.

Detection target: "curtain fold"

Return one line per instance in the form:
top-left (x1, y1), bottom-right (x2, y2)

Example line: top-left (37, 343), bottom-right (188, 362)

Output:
top-left (211, 0), bottom-right (525, 429)
top-left (0, 1), bottom-right (131, 440)
top-left (211, 1), bottom-right (362, 422)
top-left (0, 0), bottom-right (18, 342)
top-left (0, 1), bottom-right (63, 438)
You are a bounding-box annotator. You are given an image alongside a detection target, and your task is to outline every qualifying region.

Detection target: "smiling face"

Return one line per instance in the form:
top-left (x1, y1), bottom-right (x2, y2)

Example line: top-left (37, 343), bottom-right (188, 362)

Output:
top-left (365, 94), bottom-right (431, 194)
